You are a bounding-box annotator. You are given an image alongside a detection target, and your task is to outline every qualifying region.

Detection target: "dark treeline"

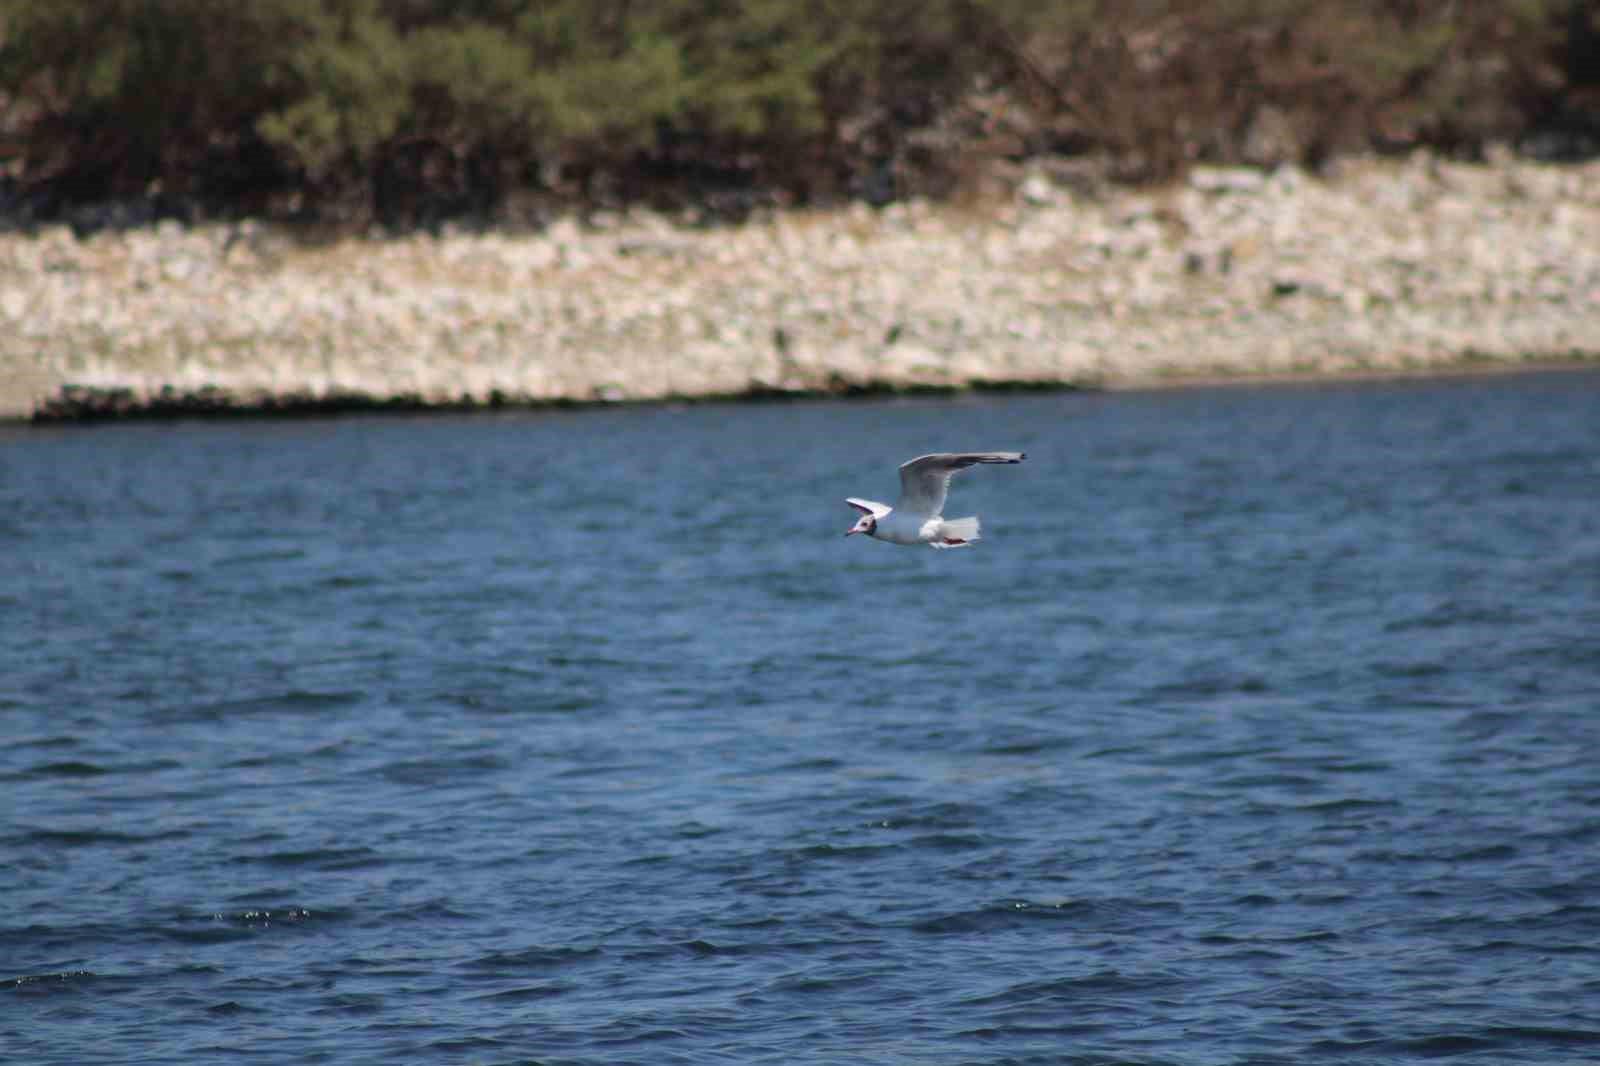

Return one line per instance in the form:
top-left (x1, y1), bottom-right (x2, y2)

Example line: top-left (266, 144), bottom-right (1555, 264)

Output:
top-left (1, 0), bottom-right (1596, 232)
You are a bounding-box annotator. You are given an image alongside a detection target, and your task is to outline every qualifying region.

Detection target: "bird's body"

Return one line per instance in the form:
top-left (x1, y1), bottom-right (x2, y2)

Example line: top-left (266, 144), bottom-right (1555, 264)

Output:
top-left (845, 452), bottom-right (1024, 549)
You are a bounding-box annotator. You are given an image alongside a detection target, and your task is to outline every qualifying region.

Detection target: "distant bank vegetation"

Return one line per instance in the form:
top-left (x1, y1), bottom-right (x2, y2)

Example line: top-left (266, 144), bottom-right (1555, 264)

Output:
top-left (1, 0), bottom-right (1597, 231)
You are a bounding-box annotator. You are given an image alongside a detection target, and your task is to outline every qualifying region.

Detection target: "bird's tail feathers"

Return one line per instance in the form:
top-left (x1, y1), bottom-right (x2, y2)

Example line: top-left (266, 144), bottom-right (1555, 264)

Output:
top-left (933, 515), bottom-right (981, 548)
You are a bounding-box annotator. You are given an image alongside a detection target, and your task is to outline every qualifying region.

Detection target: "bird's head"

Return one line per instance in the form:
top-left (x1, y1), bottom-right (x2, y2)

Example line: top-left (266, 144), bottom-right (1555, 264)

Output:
top-left (845, 514), bottom-right (877, 538)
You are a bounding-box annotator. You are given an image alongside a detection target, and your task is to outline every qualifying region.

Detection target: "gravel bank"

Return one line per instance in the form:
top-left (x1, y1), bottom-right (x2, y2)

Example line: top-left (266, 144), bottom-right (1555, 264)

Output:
top-left (3, 150), bottom-right (1598, 421)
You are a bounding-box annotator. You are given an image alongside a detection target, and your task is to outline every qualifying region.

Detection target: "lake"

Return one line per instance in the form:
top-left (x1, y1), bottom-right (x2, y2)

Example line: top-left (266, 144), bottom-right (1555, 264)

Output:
top-left (4, 370), bottom-right (1599, 1064)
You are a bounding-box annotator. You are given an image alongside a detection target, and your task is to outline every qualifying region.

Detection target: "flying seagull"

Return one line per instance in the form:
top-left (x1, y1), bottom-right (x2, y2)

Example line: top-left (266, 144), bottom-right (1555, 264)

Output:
top-left (845, 452), bottom-right (1025, 549)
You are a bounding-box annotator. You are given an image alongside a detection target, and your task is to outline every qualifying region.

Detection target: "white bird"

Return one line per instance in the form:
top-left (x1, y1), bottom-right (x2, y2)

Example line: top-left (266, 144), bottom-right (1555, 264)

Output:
top-left (845, 452), bottom-right (1025, 549)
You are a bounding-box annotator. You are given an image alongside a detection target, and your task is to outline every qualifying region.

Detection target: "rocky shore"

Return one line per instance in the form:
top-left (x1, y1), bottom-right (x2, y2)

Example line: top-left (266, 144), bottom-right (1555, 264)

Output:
top-left (3, 149), bottom-right (1598, 422)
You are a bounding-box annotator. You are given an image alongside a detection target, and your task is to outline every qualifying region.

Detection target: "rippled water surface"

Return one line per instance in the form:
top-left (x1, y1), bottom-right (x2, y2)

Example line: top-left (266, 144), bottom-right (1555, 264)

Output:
top-left (4, 371), bottom-right (1600, 1065)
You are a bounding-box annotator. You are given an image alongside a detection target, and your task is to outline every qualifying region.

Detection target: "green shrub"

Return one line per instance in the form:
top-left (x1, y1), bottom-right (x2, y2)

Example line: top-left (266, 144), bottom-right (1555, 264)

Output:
top-left (0, 0), bottom-right (1591, 227)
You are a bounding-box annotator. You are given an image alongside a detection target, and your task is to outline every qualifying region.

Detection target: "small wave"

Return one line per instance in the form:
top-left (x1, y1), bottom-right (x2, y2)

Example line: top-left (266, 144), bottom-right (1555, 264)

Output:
top-left (1465, 937), bottom-right (1599, 956)
top-left (458, 946), bottom-right (601, 972)
top-left (545, 653), bottom-right (635, 670)
top-left (13, 826), bottom-right (188, 848)
top-left (1355, 840), bottom-right (1517, 865)
top-left (10, 734), bottom-right (78, 750)
top-left (224, 739), bottom-right (349, 770)
top-left (376, 752), bottom-right (509, 786)
top-left (909, 899), bottom-right (1101, 935)
top-left (981, 735), bottom-right (1080, 757)
top-left (786, 842), bottom-right (900, 863)
top-left (766, 756), bottom-right (846, 773)
top-left (953, 1021), bottom-right (1119, 1044)
top-left (1291, 796), bottom-right (1402, 814)
top-left (962, 969), bottom-right (1183, 1010)
top-left (1215, 772), bottom-right (1319, 790)
top-left (308, 991), bottom-right (386, 1016)
top-left (1369, 659), bottom-right (1449, 680)
top-left (1531, 879), bottom-right (1600, 903)
top-left (426, 1036), bottom-right (513, 1055)
top-left (4, 970), bottom-right (97, 991)
top-left (1340, 1026), bottom-right (1600, 1058)
top-left (468, 982), bottom-right (570, 1003)
top-left (211, 907), bottom-right (320, 926)
top-left (458, 689), bottom-right (605, 713)
top-left (1147, 744), bottom-right (1278, 768)
top-left (1141, 674), bottom-right (1274, 700)
top-left (905, 832), bottom-right (992, 853)
top-left (362, 898), bottom-right (478, 925)
top-left (177, 688), bottom-right (367, 720)
top-left (1486, 1025), bottom-right (1600, 1047)
top-left (317, 573), bottom-right (380, 590)
top-left (157, 923), bottom-right (256, 946)
top-left (215, 548), bottom-right (308, 567)
top-left (234, 847), bottom-right (383, 870)
top-left (16, 760), bottom-right (107, 778)
top-left (855, 802), bottom-right (982, 832)
top-left (156, 907), bottom-right (326, 944)
top-left (1383, 599), bottom-right (1526, 632)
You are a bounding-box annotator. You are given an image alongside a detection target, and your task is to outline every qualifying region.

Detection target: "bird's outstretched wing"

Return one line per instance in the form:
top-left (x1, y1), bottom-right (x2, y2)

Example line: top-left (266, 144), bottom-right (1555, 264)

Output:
top-left (846, 497), bottom-right (892, 518)
top-left (895, 452), bottom-right (1025, 517)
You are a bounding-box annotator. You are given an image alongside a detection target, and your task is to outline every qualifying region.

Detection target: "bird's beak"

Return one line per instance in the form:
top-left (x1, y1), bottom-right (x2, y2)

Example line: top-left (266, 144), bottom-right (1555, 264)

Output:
top-left (844, 528), bottom-right (857, 536)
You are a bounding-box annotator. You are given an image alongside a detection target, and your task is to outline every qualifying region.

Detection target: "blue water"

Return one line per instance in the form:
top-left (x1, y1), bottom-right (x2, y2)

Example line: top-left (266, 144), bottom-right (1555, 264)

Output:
top-left (4, 371), bottom-right (1600, 1065)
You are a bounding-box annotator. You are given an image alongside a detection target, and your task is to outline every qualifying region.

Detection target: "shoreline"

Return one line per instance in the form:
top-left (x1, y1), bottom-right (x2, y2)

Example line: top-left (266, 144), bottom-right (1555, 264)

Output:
top-left (21, 355), bottom-right (1600, 425)
top-left (5, 150), bottom-right (1599, 423)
